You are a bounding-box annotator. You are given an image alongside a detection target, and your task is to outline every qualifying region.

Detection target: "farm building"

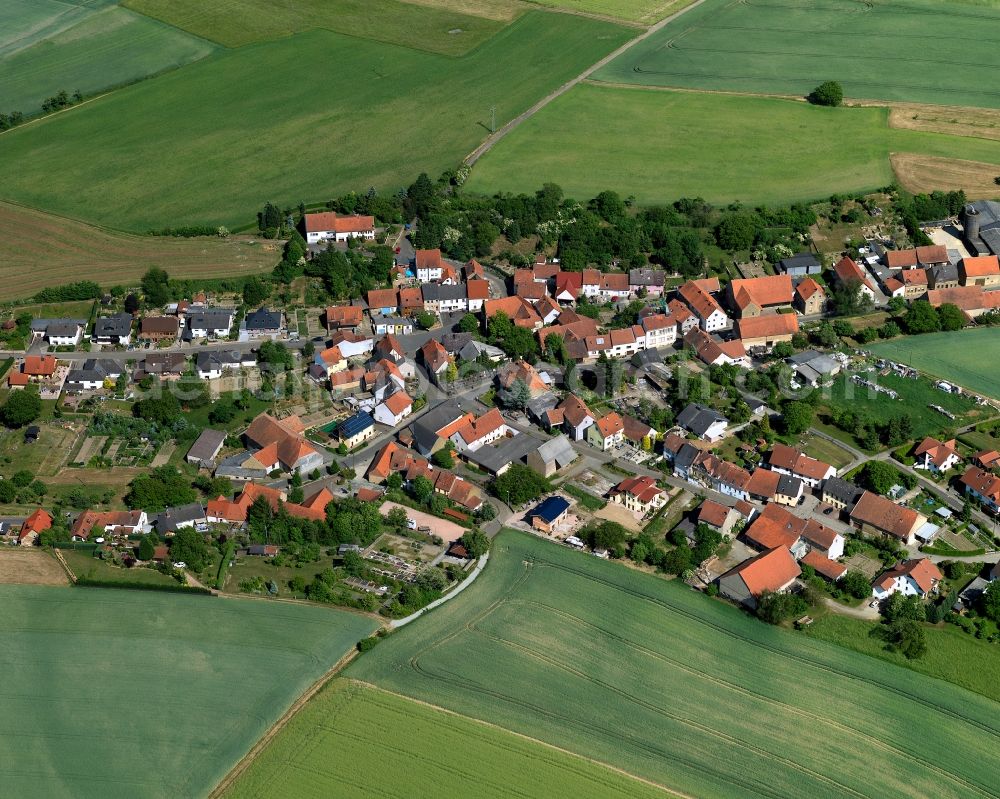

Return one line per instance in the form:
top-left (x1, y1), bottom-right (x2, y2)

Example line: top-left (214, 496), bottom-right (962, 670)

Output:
top-left (848, 492), bottom-right (925, 545)
top-left (717, 546), bottom-right (801, 610)
top-left (303, 212), bottom-right (375, 244)
top-left (187, 428), bottom-right (228, 466)
top-left (777, 252), bottom-right (821, 276)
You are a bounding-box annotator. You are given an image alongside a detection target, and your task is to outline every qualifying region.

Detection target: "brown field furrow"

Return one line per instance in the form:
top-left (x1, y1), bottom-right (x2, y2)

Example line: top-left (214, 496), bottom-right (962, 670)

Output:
top-left (0, 201), bottom-right (279, 301)
top-left (890, 152), bottom-right (1000, 199)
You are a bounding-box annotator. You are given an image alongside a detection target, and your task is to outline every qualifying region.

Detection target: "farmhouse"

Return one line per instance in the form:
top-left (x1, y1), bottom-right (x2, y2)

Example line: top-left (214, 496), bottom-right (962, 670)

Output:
top-left (734, 314), bottom-right (798, 350)
top-left (885, 245), bottom-right (948, 270)
top-left (849, 491), bottom-right (925, 545)
top-left (959, 255), bottom-right (1000, 288)
top-left (832, 257), bottom-right (876, 302)
top-left (365, 441), bottom-right (482, 511)
top-left (964, 200), bottom-right (1000, 256)
top-left (901, 269), bottom-right (928, 300)
top-left (726, 275), bottom-right (793, 318)
top-left (71, 510), bottom-right (147, 541)
top-left (718, 546), bottom-right (801, 609)
top-left (244, 413), bottom-right (324, 474)
top-left (678, 281), bottom-right (729, 332)
top-left (18, 508), bottom-right (52, 547)
top-left (303, 212), bottom-right (375, 244)
top-left (925, 285), bottom-right (1000, 318)
top-left (186, 428), bottom-right (228, 466)
top-left (872, 558), bottom-right (942, 600)
top-left (794, 278), bottom-right (826, 315)
top-left (526, 496), bottom-right (571, 533)
top-left (913, 437), bottom-right (960, 473)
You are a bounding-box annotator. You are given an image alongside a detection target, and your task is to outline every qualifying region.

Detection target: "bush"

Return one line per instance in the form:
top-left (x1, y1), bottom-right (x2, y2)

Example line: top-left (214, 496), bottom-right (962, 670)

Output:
top-left (808, 80), bottom-right (843, 107)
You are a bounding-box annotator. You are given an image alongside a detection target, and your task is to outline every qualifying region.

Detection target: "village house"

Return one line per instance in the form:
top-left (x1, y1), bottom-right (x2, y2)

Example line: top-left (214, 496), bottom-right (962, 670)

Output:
top-left (678, 281), bottom-right (729, 332)
top-left (821, 476), bottom-right (863, 511)
top-left (717, 546), bottom-right (801, 609)
top-left (441, 408), bottom-right (511, 454)
top-left (726, 275), bottom-right (794, 318)
top-left (696, 499), bottom-right (743, 537)
top-left (640, 313), bottom-right (679, 349)
top-left (849, 491), bottom-right (925, 545)
top-left (420, 339), bottom-right (452, 386)
top-left (677, 403), bottom-right (728, 442)
top-left (244, 412), bottom-right (325, 474)
top-left (18, 508), bottom-right (52, 547)
top-left (421, 283), bottom-right (467, 315)
top-left (71, 510), bottom-right (147, 541)
top-left (33, 319), bottom-right (84, 347)
top-left (139, 315), bottom-right (180, 342)
top-left (184, 308), bottom-right (234, 340)
top-left (483, 296), bottom-right (543, 330)
top-left (93, 313), bottom-right (133, 346)
top-left (928, 263), bottom-right (960, 290)
top-left (325, 304), bottom-right (364, 333)
top-left (734, 314), bottom-right (799, 351)
top-left (628, 268), bottom-right (666, 297)
top-left (684, 328), bottom-right (750, 369)
top-left (553, 393), bottom-right (595, 440)
top-left (872, 558), bottom-right (942, 600)
top-left (925, 285), bottom-right (1000, 318)
top-left (8, 355), bottom-right (58, 389)
top-left (415, 248), bottom-right (446, 282)
top-left (765, 443), bottom-right (836, 489)
top-left (793, 278), bottom-right (826, 315)
top-left (526, 496), bottom-right (571, 533)
top-left (960, 466), bottom-right (1000, 514)
top-left (465, 279), bottom-right (490, 313)
top-left (554, 271), bottom-right (583, 304)
top-left (886, 245), bottom-right (948, 270)
top-left (366, 288), bottom-right (399, 317)
top-left (832, 256), bottom-right (876, 302)
top-left (373, 390), bottom-right (413, 427)
top-left (913, 437), bottom-right (960, 473)
top-left (587, 412), bottom-right (625, 451)
top-left (244, 307), bottom-right (283, 337)
top-left (609, 475), bottom-right (666, 516)
top-left (901, 268), bottom-right (928, 300)
top-left (303, 212), bottom-right (375, 244)
top-left (329, 330), bottom-right (374, 359)
top-left (64, 359), bottom-right (122, 393)
top-left (335, 411), bottom-right (376, 449)
top-left (366, 441), bottom-right (483, 511)
top-left (196, 350), bottom-right (255, 380)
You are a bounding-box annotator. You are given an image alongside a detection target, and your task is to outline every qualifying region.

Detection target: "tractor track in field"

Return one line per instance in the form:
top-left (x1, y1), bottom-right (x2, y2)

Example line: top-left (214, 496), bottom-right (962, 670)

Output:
top-left (463, 0), bottom-right (711, 165)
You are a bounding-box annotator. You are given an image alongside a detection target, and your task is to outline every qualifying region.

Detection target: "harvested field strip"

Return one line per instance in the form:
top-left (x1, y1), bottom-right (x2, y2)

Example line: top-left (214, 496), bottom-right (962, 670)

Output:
top-left (890, 152), bottom-right (1000, 198)
top-left (350, 531), bottom-right (1000, 799)
top-left (221, 679), bottom-right (670, 798)
top-left (886, 102), bottom-right (1000, 141)
top-left (0, 201), bottom-right (279, 300)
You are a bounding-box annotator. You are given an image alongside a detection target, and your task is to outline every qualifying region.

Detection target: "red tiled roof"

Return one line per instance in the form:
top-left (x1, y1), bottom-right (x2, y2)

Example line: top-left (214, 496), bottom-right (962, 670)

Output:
top-left (914, 437), bottom-right (958, 468)
top-left (595, 412), bottom-right (624, 437)
top-left (801, 548), bottom-right (847, 581)
top-left (466, 279), bottom-right (489, 300)
top-left (961, 465), bottom-right (1000, 502)
top-left (697, 499), bottom-right (731, 528)
top-left (795, 278), bottom-right (824, 301)
top-left (326, 305), bottom-right (363, 327)
top-left (833, 256), bottom-right (873, 291)
top-left (735, 314), bottom-right (798, 341)
top-left (767, 443), bottom-right (834, 481)
top-left (678, 281), bottom-right (724, 321)
top-left (367, 288), bottom-right (398, 310)
top-left (724, 547), bottom-right (801, 597)
top-left (875, 558), bottom-right (942, 594)
top-left (612, 475), bottom-right (664, 504)
top-left (382, 391), bottom-right (413, 416)
top-left (23, 355), bottom-right (56, 376)
top-left (850, 492), bottom-right (920, 540)
top-left (304, 212), bottom-right (374, 234)
top-left (728, 275), bottom-right (793, 310)
top-left (961, 255), bottom-right (1000, 278)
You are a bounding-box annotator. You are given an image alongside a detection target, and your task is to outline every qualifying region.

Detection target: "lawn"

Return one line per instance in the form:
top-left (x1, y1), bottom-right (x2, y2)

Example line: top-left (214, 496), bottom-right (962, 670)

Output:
top-left (223, 679), bottom-right (667, 799)
top-left (123, 0), bottom-right (509, 54)
top-left (805, 614), bottom-right (1000, 704)
top-left (465, 84), bottom-right (1000, 206)
top-left (60, 548), bottom-right (182, 587)
top-left (869, 328), bottom-right (1000, 401)
top-left (0, 13), bottom-right (631, 231)
top-left (349, 530), bottom-right (999, 799)
top-left (0, 6), bottom-right (215, 114)
top-left (594, 0), bottom-right (1000, 108)
top-left (816, 370), bottom-right (982, 447)
top-left (795, 432), bottom-right (856, 470)
top-left (0, 584), bottom-right (378, 799)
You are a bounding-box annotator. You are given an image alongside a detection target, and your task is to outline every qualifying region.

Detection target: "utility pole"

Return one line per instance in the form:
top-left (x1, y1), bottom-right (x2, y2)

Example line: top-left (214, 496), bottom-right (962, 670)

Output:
top-left (490, 106), bottom-right (496, 134)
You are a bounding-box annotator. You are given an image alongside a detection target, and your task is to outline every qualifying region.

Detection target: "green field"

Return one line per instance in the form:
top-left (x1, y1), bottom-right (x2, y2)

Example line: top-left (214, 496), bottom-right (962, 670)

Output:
top-left (224, 679), bottom-right (667, 799)
top-left (349, 530), bottom-right (999, 798)
top-left (594, 0), bottom-right (1000, 108)
top-left (0, 585), bottom-right (377, 799)
top-left (527, 0), bottom-right (684, 23)
top-left (123, 0), bottom-right (508, 54)
top-left (0, 0), bottom-right (117, 57)
top-left (818, 369), bottom-right (983, 441)
top-left (466, 84), bottom-right (1000, 205)
top-left (869, 328), bottom-right (1000, 401)
top-left (0, 13), bottom-right (630, 231)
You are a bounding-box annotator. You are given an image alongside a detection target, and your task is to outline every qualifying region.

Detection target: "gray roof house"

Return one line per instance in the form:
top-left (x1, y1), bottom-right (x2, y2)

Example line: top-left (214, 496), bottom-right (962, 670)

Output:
top-left (93, 313), bottom-right (133, 344)
top-left (677, 403), bottom-right (728, 441)
top-left (64, 359), bottom-right (122, 392)
top-left (245, 307), bottom-right (283, 334)
top-left (184, 309), bottom-right (234, 341)
top-left (186, 428), bottom-right (228, 466)
top-left (154, 503), bottom-right (207, 534)
top-left (777, 252), bottom-right (821, 276)
top-left (526, 434), bottom-right (577, 478)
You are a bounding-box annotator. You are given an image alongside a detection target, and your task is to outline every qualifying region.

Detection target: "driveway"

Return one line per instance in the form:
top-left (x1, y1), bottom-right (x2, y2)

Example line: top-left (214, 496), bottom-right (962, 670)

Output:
top-left (823, 596), bottom-right (880, 620)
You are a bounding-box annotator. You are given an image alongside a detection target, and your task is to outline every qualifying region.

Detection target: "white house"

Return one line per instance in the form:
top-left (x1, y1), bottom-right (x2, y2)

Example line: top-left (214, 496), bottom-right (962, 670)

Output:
top-left (185, 309), bottom-right (234, 340)
top-left (640, 313), bottom-right (678, 349)
top-left (196, 350), bottom-right (255, 380)
top-left (329, 331), bottom-right (374, 359)
top-left (913, 437), bottom-right (960, 474)
top-left (422, 283), bottom-right (467, 314)
top-left (678, 282), bottom-right (729, 332)
top-left (303, 212), bottom-right (375, 244)
top-left (609, 475), bottom-right (667, 516)
top-left (373, 390), bottom-right (413, 427)
top-left (872, 559), bottom-right (943, 600)
top-left (415, 249), bottom-right (446, 282)
top-left (448, 408), bottom-right (510, 453)
top-left (587, 412), bottom-right (625, 451)
top-left (553, 394), bottom-right (594, 441)
top-left (44, 321), bottom-right (84, 347)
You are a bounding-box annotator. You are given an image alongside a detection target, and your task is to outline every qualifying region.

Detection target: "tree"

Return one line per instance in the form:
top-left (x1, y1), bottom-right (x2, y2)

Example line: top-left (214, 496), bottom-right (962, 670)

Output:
top-left (242, 277), bottom-right (270, 307)
top-left (857, 460), bottom-right (899, 496)
top-left (137, 535), bottom-right (156, 561)
top-left (544, 333), bottom-right (566, 364)
top-left (124, 466), bottom-right (197, 512)
top-left (133, 393), bottom-right (181, 425)
top-left (585, 521), bottom-right (628, 557)
top-left (416, 311), bottom-right (437, 330)
top-left (1, 389), bottom-right (41, 427)
top-left (715, 212), bottom-right (759, 251)
top-left (169, 528), bottom-right (209, 572)
top-left (141, 267), bottom-right (170, 307)
top-left (831, 279), bottom-right (872, 316)
top-left (386, 473), bottom-right (403, 491)
top-left (386, 506), bottom-right (409, 531)
top-left (937, 303), bottom-right (966, 332)
top-left (904, 302), bottom-right (940, 334)
top-left (490, 464), bottom-right (551, 506)
top-left (0, 481), bottom-right (15, 503)
top-left (458, 313), bottom-right (480, 333)
top-left (662, 545), bottom-right (692, 575)
top-left (432, 447), bottom-right (455, 469)
top-left (780, 401), bottom-right (813, 435)
top-left (887, 618), bottom-right (926, 659)
top-left (756, 590), bottom-right (809, 624)
top-left (459, 529), bottom-right (490, 558)
top-left (841, 570), bottom-right (870, 599)
top-left (410, 475), bottom-right (434, 504)
top-left (983, 580), bottom-right (1000, 623)
top-left (124, 293), bottom-right (140, 314)
top-left (500, 378), bottom-right (531, 410)
top-left (10, 470), bottom-right (33, 488)
top-left (808, 80), bottom-right (843, 107)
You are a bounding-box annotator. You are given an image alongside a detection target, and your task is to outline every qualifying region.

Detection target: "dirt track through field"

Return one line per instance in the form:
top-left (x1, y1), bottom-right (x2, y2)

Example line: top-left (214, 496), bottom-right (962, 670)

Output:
top-left (464, 0), bottom-right (709, 164)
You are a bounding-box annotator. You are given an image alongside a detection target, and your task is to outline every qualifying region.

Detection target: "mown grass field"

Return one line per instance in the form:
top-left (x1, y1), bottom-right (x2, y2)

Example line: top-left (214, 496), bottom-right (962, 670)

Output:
top-left (0, 13), bottom-right (630, 231)
top-left (0, 201), bottom-right (280, 299)
top-left (869, 328), bottom-right (1000, 401)
top-left (526, 0), bottom-right (687, 23)
top-left (465, 84), bottom-right (1000, 205)
top-left (349, 530), bottom-right (1000, 799)
top-left (594, 0), bottom-right (1000, 108)
top-left (123, 0), bottom-right (508, 54)
top-left (0, 6), bottom-right (216, 114)
top-left (0, 585), bottom-right (377, 799)
top-left (223, 679), bottom-right (667, 799)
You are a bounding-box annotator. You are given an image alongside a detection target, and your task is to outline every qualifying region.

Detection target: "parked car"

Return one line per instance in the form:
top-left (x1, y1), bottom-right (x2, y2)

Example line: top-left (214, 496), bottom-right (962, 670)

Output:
top-left (173, 561), bottom-right (187, 569)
